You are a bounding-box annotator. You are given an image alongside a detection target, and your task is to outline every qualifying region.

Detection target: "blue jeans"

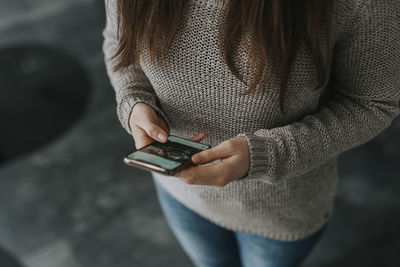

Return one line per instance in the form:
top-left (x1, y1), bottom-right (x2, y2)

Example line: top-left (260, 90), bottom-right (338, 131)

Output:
top-left (153, 178), bottom-right (328, 267)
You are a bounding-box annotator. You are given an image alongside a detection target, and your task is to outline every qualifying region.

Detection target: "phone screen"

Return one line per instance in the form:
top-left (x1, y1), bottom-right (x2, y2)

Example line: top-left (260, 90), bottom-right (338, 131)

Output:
top-left (126, 135), bottom-right (210, 171)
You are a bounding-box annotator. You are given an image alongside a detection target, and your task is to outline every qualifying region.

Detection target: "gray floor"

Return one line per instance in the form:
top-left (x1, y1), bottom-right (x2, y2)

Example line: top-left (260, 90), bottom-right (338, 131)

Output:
top-left (0, 0), bottom-right (399, 266)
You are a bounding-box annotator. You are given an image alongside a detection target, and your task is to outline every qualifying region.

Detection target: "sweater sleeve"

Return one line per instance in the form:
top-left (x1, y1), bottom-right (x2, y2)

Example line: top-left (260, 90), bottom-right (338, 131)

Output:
top-left (102, 0), bottom-right (170, 135)
top-left (236, 1), bottom-right (400, 184)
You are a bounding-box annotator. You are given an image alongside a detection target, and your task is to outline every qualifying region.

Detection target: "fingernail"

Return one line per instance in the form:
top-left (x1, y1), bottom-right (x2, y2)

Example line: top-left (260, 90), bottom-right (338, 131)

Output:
top-left (157, 133), bottom-right (167, 142)
top-left (193, 155), bottom-right (202, 164)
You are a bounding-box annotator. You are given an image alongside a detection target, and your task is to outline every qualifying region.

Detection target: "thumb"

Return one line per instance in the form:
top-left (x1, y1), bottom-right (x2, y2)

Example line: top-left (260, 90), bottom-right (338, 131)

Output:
top-left (191, 140), bottom-right (232, 165)
top-left (141, 120), bottom-right (168, 143)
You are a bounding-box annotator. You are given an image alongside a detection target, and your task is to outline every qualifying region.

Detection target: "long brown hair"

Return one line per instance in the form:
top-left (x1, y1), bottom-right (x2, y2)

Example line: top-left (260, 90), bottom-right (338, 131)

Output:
top-left (110, 0), bottom-right (334, 112)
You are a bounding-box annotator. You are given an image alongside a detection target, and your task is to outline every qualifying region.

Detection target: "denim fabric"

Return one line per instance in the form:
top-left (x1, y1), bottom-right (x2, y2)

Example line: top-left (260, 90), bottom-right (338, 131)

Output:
top-left (153, 177), bottom-right (328, 267)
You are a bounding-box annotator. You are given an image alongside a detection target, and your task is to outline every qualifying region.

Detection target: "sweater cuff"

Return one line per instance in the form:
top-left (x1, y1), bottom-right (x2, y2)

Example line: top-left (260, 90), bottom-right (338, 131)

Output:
top-left (235, 133), bottom-right (270, 181)
top-left (117, 92), bottom-right (171, 136)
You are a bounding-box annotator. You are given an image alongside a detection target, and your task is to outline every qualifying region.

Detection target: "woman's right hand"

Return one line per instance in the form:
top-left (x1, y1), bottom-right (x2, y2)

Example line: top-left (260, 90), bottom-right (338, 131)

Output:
top-left (129, 103), bottom-right (170, 150)
top-left (129, 103), bottom-right (206, 150)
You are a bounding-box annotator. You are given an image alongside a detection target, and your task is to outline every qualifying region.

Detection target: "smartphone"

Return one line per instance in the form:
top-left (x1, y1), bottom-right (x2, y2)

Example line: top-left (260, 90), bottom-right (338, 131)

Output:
top-left (123, 134), bottom-right (212, 175)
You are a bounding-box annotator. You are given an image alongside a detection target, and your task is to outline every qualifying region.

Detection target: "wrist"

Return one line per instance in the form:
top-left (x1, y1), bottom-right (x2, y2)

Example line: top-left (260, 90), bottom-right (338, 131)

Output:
top-left (236, 133), bottom-right (269, 177)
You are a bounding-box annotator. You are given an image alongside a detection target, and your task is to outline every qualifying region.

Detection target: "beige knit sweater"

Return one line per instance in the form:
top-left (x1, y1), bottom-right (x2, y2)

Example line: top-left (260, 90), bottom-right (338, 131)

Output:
top-left (102, 0), bottom-right (400, 241)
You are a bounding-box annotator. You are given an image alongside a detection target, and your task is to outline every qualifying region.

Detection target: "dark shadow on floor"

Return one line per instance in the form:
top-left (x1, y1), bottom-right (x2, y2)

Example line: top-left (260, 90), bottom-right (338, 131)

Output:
top-left (0, 44), bottom-right (91, 165)
top-left (0, 246), bottom-right (25, 267)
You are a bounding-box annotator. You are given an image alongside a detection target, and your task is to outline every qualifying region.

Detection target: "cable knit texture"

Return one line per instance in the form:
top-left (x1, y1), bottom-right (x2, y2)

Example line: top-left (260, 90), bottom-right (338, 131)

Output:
top-left (103, 0), bottom-right (400, 241)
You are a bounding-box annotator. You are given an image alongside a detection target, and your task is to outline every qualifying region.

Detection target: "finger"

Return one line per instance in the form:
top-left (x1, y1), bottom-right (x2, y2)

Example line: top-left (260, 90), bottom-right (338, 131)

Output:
top-left (191, 140), bottom-right (233, 165)
top-left (131, 125), bottom-right (155, 150)
top-left (189, 132), bottom-right (206, 142)
top-left (140, 120), bottom-right (169, 143)
top-left (175, 160), bottom-right (232, 186)
top-left (157, 117), bottom-right (170, 135)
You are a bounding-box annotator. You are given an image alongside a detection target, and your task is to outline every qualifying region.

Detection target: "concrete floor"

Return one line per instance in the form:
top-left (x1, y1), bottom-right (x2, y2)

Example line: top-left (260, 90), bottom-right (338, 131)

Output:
top-left (0, 0), bottom-right (399, 266)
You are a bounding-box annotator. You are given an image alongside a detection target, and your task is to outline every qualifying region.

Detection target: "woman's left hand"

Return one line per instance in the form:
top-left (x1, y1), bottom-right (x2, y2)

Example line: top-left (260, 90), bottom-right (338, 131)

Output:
top-left (174, 134), bottom-right (250, 186)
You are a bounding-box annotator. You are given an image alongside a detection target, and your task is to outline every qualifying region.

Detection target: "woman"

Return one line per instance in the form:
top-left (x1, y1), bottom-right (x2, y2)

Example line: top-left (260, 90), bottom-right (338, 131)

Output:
top-left (102, 0), bottom-right (399, 266)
